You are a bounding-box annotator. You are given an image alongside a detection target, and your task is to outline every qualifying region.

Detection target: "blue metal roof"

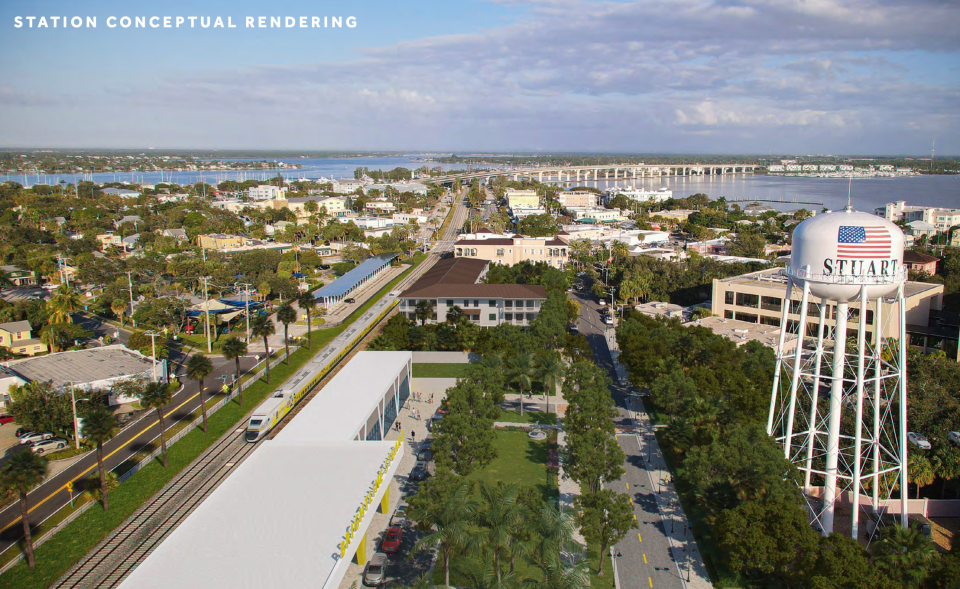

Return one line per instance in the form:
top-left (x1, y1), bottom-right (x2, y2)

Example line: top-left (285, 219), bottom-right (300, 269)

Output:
top-left (311, 252), bottom-right (399, 300)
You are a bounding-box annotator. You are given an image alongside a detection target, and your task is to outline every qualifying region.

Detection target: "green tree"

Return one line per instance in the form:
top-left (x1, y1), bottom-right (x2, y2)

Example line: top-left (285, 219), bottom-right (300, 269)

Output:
top-left (138, 381), bottom-right (173, 467)
top-left (909, 454), bottom-right (936, 499)
top-left (276, 304), bottom-right (296, 364)
top-left (111, 297), bottom-right (127, 327)
top-left (575, 489), bottom-right (635, 575)
top-left (7, 381), bottom-right (74, 438)
top-left (415, 299), bottom-right (435, 326)
top-left (82, 405), bottom-right (118, 510)
top-left (807, 533), bottom-right (897, 589)
top-left (297, 292), bottom-right (317, 350)
top-left (411, 482), bottom-right (479, 588)
top-left (535, 352), bottom-right (564, 416)
top-left (474, 482), bottom-right (525, 583)
top-left (527, 503), bottom-right (584, 576)
top-left (250, 314), bottom-right (276, 383)
top-left (505, 351), bottom-right (534, 416)
top-left (433, 380), bottom-right (499, 475)
top-left (871, 525), bottom-right (939, 589)
top-left (185, 353), bottom-right (214, 433)
top-left (222, 336), bottom-right (248, 407)
top-left (0, 450), bottom-right (47, 569)
top-left (47, 283), bottom-right (82, 324)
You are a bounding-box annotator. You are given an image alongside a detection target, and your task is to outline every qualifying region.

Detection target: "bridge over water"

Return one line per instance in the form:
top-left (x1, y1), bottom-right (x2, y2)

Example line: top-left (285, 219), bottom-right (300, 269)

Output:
top-left (427, 163), bottom-right (759, 184)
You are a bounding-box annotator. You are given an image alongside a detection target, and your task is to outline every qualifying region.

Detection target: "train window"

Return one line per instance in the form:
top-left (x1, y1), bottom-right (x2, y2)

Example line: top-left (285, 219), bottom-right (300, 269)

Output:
top-left (249, 419), bottom-right (262, 427)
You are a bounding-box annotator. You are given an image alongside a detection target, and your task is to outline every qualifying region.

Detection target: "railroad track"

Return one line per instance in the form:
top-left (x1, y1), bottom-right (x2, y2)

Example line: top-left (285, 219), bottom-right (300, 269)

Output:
top-left (52, 431), bottom-right (258, 589)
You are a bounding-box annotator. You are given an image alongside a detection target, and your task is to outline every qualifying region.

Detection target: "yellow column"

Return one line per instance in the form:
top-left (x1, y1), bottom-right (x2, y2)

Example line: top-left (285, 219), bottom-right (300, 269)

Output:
top-left (356, 531), bottom-right (367, 564)
top-left (381, 484), bottom-right (390, 514)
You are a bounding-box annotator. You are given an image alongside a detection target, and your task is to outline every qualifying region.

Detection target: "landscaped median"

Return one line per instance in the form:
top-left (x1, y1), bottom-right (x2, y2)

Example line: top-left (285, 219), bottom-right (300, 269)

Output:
top-left (0, 255), bottom-right (427, 589)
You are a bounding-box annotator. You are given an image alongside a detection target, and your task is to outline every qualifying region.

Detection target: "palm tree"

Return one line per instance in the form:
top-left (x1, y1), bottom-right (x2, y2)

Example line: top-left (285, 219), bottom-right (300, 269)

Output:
top-left (415, 300), bottom-right (435, 326)
top-left (446, 305), bottom-right (466, 325)
top-left (111, 298), bottom-right (127, 328)
top-left (186, 353), bottom-right (214, 433)
top-left (297, 292), bottom-right (317, 350)
top-left (536, 352), bottom-right (564, 416)
top-left (610, 240), bottom-right (629, 262)
top-left (82, 405), bottom-right (117, 510)
top-left (222, 337), bottom-right (247, 407)
top-left (250, 314), bottom-right (276, 383)
top-left (506, 351), bottom-right (534, 416)
top-left (473, 482), bottom-right (524, 582)
top-left (48, 283), bottom-right (81, 324)
top-left (411, 482), bottom-right (478, 588)
top-left (276, 304), bottom-right (296, 364)
top-left (138, 381), bottom-right (173, 467)
top-left (0, 450), bottom-right (47, 569)
top-left (527, 504), bottom-right (582, 573)
top-left (872, 524), bottom-right (939, 589)
top-left (908, 454), bottom-right (936, 500)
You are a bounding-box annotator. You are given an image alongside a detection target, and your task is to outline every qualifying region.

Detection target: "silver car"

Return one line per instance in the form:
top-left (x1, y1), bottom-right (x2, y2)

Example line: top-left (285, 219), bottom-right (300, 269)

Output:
top-left (19, 431), bottom-right (53, 445)
top-left (907, 432), bottom-right (932, 450)
top-left (362, 552), bottom-right (388, 586)
top-left (30, 437), bottom-right (68, 454)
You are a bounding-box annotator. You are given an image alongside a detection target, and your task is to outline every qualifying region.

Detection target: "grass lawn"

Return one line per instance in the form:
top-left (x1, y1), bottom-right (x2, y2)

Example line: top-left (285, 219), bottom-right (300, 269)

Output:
top-left (0, 258), bottom-right (427, 589)
top-left (412, 363), bottom-right (471, 378)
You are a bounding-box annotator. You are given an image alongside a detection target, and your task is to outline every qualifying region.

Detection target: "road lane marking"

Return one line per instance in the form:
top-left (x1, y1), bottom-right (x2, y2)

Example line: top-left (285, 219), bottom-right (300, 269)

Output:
top-left (643, 554), bottom-right (647, 564)
top-left (625, 482), bottom-right (629, 489)
top-left (634, 514), bottom-right (638, 522)
top-left (648, 577), bottom-right (653, 587)
top-left (638, 533), bottom-right (642, 542)
top-left (0, 390), bottom-right (203, 533)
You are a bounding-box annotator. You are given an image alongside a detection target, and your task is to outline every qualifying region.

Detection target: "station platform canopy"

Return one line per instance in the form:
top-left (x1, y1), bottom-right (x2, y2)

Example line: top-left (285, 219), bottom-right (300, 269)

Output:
top-left (311, 252), bottom-right (398, 307)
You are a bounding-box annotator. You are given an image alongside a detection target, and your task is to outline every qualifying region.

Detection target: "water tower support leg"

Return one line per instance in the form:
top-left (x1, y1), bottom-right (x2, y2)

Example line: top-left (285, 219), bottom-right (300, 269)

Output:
top-left (784, 282), bottom-right (812, 460)
top-left (898, 285), bottom-right (909, 528)
top-left (852, 285), bottom-right (869, 540)
top-left (768, 279), bottom-right (794, 435)
top-left (804, 303), bottom-right (828, 492)
top-left (823, 301), bottom-right (849, 536)
top-left (873, 299), bottom-right (883, 513)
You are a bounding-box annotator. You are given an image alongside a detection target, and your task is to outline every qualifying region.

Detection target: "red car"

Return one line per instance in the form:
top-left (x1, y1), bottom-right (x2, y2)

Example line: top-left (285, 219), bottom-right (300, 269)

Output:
top-left (381, 526), bottom-right (402, 554)
top-left (0, 415), bottom-right (14, 425)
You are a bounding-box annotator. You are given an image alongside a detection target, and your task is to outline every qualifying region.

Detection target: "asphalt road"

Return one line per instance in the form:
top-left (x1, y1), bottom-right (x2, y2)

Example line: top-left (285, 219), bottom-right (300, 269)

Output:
top-left (0, 316), bottom-right (262, 555)
top-left (570, 280), bottom-right (685, 589)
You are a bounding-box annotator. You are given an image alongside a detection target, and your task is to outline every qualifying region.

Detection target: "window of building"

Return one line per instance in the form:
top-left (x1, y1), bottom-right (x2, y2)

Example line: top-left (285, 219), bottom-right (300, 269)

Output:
top-left (505, 300), bottom-right (513, 308)
top-left (735, 312), bottom-right (759, 323)
top-left (489, 300), bottom-right (496, 307)
top-left (789, 300), bottom-right (802, 314)
top-left (474, 300), bottom-right (479, 308)
top-left (736, 293), bottom-right (759, 308)
top-left (760, 296), bottom-right (781, 312)
top-left (505, 313), bottom-right (513, 321)
top-left (866, 310), bottom-right (874, 325)
top-left (489, 314), bottom-right (496, 321)
top-left (724, 310), bottom-right (734, 319)
top-left (725, 291), bottom-right (734, 305)
top-left (496, 249), bottom-right (504, 256)
top-left (447, 300), bottom-right (453, 306)
top-left (526, 300), bottom-right (535, 308)
top-left (527, 313), bottom-right (536, 322)
top-left (760, 315), bottom-right (781, 327)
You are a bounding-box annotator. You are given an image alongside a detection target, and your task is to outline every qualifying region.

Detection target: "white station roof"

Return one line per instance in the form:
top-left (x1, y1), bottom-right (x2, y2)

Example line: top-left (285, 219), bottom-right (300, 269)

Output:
top-left (273, 351), bottom-right (411, 443)
top-left (118, 440), bottom-right (398, 589)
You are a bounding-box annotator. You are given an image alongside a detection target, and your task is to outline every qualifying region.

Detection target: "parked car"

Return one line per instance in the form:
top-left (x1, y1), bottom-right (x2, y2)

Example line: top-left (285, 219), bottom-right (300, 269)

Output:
top-left (381, 526), bottom-right (403, 554)
top-left (948, 431), bottom-right (960, 447)
top-left (907, 432), bottom-right (932, 450)
top-left (604, 315), bottom-right (615, 325)
top-left (344, 298), bottom-right (356, 304)
top-left (390, 504), bottom-right (407, 527)
top-left (363, 552), bottom-right (388, 586)
top-left (598, 300), bottom-right (606, 306)
top-left (41, 283), bottom-right (57, 291)
top-left (30, 437), bottom-right (68, 454)
top-left (417, 448), bottom-right (432, 462)
top-left (0, 414), bottom-right (15, 425)
top-left (319, 264), bottom-right (331, 270)
top-left (410, 461), bottom-right (429, 481)
top-left (19, 431), bottom-right (53, 445)
top-left (15, 427), bottom-right (30, 437)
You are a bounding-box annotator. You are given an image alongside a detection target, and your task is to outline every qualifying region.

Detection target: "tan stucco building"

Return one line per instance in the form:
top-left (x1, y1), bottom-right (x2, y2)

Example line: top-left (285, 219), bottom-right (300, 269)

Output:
top-left (197, 234), bottom-right (246, 250)
top-left (505, 188), bottom-right (540, 209)
top-left (454, 233), bottom-right (569, 268)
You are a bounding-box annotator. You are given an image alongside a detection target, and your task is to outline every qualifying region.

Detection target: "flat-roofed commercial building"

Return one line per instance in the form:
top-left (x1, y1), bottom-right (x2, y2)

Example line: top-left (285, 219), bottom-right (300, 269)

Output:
top-left (711, 268), bottom-right (944, 344)
top-left (454, 234), bottom-right (569, 268)
top-left (505, 188), bottom-right (540, 208)
top-left (399, 258), bottom-right (547, 327)
top-left (557, 191), bottom-right (598, 208)
top-left (119, 351), bottom-right (411, 589)
top-left (197, 234), bottom-right (246, 250)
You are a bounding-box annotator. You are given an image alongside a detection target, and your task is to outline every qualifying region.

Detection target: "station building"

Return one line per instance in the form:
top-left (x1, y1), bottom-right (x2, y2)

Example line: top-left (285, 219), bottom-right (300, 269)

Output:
top-left (118, 352), bottom-right (413, 589)
top-left (310, 252), bottom-right (399, 308)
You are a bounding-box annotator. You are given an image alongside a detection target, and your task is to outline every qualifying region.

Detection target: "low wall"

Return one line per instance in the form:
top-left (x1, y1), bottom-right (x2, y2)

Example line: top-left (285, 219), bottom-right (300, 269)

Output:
top-left (412, 378), bottom-right (458, 394)
top-left (411, 351), bottom-right (478, 363)
top-left (806, 487), bottom-right (960, 518)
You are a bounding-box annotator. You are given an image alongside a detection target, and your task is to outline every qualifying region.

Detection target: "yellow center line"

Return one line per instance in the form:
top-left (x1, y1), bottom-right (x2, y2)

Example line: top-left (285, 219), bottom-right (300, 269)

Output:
top-left (625, 482), bottom-right (629, 489)
top-left (634, 514), bottom-right (638, 522)
top-left (643, 553), bottom-right (647, 564)
top-left (638, 532), bottom-right (642, 542)
top-left (648, 576), bottom-right (653, 588)
top-left (0, 390), bottom-right (202, 533)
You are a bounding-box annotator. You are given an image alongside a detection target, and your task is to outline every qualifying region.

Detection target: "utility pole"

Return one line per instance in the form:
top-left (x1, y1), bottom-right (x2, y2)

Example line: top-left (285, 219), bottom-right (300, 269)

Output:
top-left (126, 271), bottom-right (136, 328)
top-left (201, 276), bottom-right (213, 354)
top-left (145, 331), bottom-right (160, 382)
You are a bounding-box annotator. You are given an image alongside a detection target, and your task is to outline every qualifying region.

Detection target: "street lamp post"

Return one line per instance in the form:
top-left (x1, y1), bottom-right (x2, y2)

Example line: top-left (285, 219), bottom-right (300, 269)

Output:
top-left (68, 382), bottom-right (90, 450)
top-left (145, 331), bottom-right (160, 383)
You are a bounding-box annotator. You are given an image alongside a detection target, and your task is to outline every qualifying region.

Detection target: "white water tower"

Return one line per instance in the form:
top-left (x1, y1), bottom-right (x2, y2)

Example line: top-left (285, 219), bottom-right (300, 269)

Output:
top-left (767, 206), bottom-right (908, 541)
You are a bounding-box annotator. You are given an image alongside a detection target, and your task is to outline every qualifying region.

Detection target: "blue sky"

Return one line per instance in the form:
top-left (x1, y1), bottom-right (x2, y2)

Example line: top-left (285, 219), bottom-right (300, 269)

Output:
top-left (0, 0), bottom-right (957, 154)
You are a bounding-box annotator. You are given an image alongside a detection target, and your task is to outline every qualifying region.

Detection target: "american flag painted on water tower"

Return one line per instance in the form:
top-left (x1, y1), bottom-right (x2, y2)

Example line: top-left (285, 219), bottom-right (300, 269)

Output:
top-left (837, 225), bottom-right (892, 259)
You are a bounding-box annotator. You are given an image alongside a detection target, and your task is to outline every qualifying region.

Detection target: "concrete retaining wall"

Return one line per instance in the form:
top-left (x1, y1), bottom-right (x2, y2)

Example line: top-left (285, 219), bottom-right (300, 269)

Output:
top-left (412, 378), bottom-right (458, 394)
top-left (411, 351), bottom-right (478, 364)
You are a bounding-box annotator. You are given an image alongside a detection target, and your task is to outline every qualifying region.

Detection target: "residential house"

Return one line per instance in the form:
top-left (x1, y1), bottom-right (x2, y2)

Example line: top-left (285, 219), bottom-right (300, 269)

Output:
top-left (906, 220), bottom-right (938, 239)
top-left (0, 265), bottom-right (37, 287)
top-left (115, 215), bottom-right (142, 229)
top-left (248, 185), bottom-right (287, 201)
top-left (398, 258), bottom-right (547, 327)
top-left (0, 321), bottom-right (47, 356)
top-left (96, 233), bottom-right (124, 250)
top-left (101, 188), bottom-right (140, 199)
top-left (903, 251), bottom-right (939, 275)
top-left (161, 228), bottom-right (189, 242)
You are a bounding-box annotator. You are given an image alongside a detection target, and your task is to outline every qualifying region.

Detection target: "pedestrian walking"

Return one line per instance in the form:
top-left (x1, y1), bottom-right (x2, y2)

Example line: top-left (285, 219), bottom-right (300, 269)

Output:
top-left (429, 394), bottom-right (434, 404)
top-left (411, 430), bottom-right (416, 442)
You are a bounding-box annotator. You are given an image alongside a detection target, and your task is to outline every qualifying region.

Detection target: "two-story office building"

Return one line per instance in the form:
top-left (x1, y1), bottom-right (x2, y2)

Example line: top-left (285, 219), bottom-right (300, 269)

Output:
top-left (0, 321), bottom-right (47, 356)
top-left (398, 258), bottom-right (547, 327)
top-left (453, 232), bottom-right (569, 268)
top-left (711, 268), bottom-right (944, 345)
